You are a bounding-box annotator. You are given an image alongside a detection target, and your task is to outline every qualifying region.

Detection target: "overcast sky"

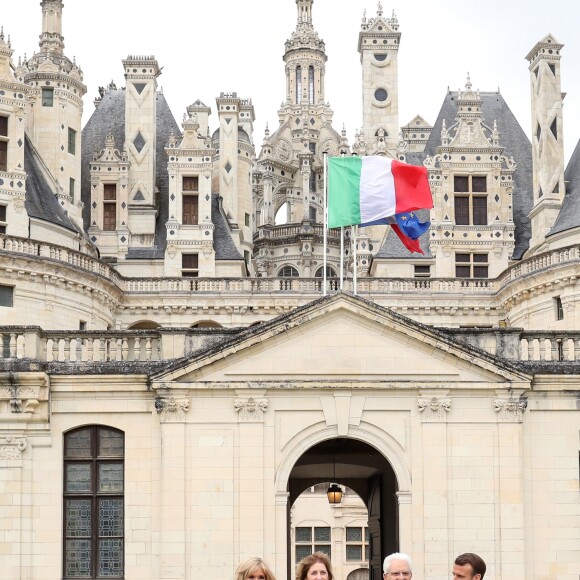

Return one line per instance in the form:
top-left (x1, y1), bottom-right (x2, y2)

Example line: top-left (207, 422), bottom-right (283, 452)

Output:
top-left (4, 0), bottom-right (580, 162)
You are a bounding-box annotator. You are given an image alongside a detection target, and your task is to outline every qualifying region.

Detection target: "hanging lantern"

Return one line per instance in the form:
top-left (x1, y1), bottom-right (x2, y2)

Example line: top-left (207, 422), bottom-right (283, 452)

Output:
top-left (327, 483), bottom-right (343, 504)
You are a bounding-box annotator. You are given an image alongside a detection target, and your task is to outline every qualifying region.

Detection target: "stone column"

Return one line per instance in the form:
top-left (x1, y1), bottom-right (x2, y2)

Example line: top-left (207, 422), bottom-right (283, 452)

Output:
top-left (396, 491), bottom-right (412, 555)
top-left (0, 436), bottom-right (27, 579)
top-left (417, 395), bottom-right (451, 579)
top-left (154, 395), bottom-right (190, 578)
top-left (274, 490), bottom-right (290, 578)
top-left (234, 396), bottom-right (269, 558)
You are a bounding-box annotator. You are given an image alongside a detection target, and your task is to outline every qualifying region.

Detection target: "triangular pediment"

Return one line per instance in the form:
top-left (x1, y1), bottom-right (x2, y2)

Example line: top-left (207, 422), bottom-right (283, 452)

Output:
top-left (153, 294), bottom-right (530, 388)
top-left (365, 16), bottom-right (396, 35)
top-left (402, 115), bottom-right (432, 130)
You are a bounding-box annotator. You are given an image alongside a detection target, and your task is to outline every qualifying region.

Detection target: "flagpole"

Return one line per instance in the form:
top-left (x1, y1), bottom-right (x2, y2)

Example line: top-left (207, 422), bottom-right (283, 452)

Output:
top-left (353, 225), bottom-right (357, 295)
top-left (323, 152), bottom-right (328, 297)
top-left (340, 226), bottom-right (344, 290)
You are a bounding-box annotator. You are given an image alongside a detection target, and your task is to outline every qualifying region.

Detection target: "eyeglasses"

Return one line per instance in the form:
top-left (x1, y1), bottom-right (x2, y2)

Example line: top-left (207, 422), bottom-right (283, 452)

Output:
top-left (386, 573), bottom-right (411, 578)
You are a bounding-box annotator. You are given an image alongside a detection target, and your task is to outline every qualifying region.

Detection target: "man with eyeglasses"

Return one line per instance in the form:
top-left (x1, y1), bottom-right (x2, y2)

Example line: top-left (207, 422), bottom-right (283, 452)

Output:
top-left (382, 552), bottom-right (413, 579)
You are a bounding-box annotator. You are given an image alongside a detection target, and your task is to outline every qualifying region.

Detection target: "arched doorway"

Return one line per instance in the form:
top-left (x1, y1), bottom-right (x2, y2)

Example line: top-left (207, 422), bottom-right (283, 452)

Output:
top-left (287, 438), bottom-right (398, 580)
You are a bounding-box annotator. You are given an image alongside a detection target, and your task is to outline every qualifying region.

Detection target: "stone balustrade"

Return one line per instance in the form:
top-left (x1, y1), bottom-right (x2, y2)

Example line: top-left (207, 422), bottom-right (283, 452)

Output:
top-left (519, 331), bottom-right (580, 362)
top-left (0, 328), bottom-right (162, 362)
top-left (4, 233), bottom-right (580, 300)
top-left (3, 325), bottom-right (580, 363)
top-left (1, 234), bottom-right (122, 285)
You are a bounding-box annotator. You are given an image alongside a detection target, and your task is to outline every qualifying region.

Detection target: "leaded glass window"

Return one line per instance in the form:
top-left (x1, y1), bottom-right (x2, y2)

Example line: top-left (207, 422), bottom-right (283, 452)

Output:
top-left (294, 526), bottom-right (331, 563)
top-left (64, 426), bottom-right (124, 579)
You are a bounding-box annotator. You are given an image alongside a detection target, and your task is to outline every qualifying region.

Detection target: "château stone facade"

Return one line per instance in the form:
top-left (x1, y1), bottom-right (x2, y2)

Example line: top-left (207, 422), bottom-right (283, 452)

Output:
top-left (0, 1), bottom-right (579, 579)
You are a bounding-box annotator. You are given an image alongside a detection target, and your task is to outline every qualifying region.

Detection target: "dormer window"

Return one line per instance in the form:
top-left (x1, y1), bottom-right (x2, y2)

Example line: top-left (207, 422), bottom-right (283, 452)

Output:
top-left (182, 176), bottom-right (199, 225)
top-left (103, 184), bottom-right (117, 231)
top-left (454, 175), bottom-right (487, 225)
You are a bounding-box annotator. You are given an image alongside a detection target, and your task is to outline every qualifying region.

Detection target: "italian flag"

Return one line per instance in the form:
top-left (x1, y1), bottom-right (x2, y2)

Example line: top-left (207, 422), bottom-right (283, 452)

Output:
top-left (327, 156), bottom-right (433, 228)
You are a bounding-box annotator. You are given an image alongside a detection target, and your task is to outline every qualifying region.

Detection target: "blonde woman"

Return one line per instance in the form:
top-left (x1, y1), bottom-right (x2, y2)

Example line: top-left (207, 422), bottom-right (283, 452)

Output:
top-left (235, 557), bottom-right (277, 580)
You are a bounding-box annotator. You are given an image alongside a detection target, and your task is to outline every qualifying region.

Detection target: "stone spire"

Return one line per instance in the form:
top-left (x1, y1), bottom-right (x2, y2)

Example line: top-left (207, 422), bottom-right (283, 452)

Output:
top-left (38, 0), bottom-right (65, 54)
top-left (0, 27), bottom-right (15, 81)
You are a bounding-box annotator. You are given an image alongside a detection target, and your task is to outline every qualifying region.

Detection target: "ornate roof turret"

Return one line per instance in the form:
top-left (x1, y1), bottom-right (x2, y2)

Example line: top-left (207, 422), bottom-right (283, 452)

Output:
top-left (358, 1), bottom-right (401, 51)
top-left (25, 0), bottom-right (85, 88)
top-left (0, 27), bottom-right (15, 81)
top-left (284, 0), bottom-right (326, 56)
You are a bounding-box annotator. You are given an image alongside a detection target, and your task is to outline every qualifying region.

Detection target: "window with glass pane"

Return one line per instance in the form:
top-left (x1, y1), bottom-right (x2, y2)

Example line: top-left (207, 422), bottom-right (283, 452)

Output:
top-left (295, 527), bottom-right (312, 542)
top-left (296, 66), bottom-right (302, 104)
top-left (454, 197), bottom-right (469, 225)
top-left (68, 128), bottom-right (77, 155)
top-left (308, 66), bottom-right (315, 104)
top-left (315, 266), bottom-right (336, 278)
top-left (314, 527), bottom-right (331, 542)
top-left (455, 253), bottom-right (471, 278)
top-left (0, 284), bottom-right (13, 307)
top-left (182, 253), bottom-right (199, 277)
top-left (346, 526), bottom-right (369, 561)
top-left (182, 176), bottom-right (198, 191)
top-left (454, 176), bottom-right (469, 192)
top-left (472, 196), bottom-right (487, 225)
top-left (102, 185), bottom-right (117, 231)
top-left (63, 426), bottom-right (124, 579)
top-left (183, 195), bottom-right (198, 225)
top-left (453, 175), bottom-right (488, 225)
top-left (414, 265), bottom-right (430, 278)
top-left (103, 204), bottom-right (116, 231)
top-left (0, 140), bottom-right (7, 172)
top-left (472, 176), bottom-right (487, 192)
top-left (0, 116), bottom-right (7, 137)
top-left (455, 253), bottom-right (488, 278)
top-left (278, 266), bottom-right (299, 278)
top-left (295, 526), bottom-right (331, 562)
top-left (0, 204), bottom-right (6, 234)
top-left (473, 253), bottom-right (488, 278)
top-left (553, 296), bottom-right (563, 321)
top-left (42, 88), bottom-right (54, 107)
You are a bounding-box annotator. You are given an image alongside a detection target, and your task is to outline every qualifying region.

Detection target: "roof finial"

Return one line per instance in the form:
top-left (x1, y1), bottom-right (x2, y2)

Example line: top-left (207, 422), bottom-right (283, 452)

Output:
top-left (377, 1), bottom-right (383, 16)
top-left (465, 72), bottom-right (472, 91)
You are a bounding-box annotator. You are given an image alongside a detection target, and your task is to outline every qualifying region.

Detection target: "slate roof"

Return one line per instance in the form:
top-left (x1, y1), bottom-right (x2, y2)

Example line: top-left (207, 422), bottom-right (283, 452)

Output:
top-left (211, 126), bottom-right (251, 146)
top-left (24, 135), bottom-right (81, 234)
top-left (211, 194), bottom-right (243, 260)
top-left (376, 91), bottom-right (533, 260)
top-left (81, 90), bottom-right (242, 261)
top-left (548, 138), bottom-right (580, 236)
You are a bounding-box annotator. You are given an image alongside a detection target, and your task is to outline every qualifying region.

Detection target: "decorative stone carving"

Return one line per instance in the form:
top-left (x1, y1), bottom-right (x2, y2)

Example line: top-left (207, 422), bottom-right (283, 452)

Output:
top-left (234, 397), bottom-right (269, 422)
top-left (0, 385), bottom-right (41, 414)
top-left (417, 396), bottom-right (451, 421)
top-left (0, 436), bottom-right (27, 459)
top-left (155, 396), bottom-right (190, 422)
top-left (494, 396), bottom-right (527, 422)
